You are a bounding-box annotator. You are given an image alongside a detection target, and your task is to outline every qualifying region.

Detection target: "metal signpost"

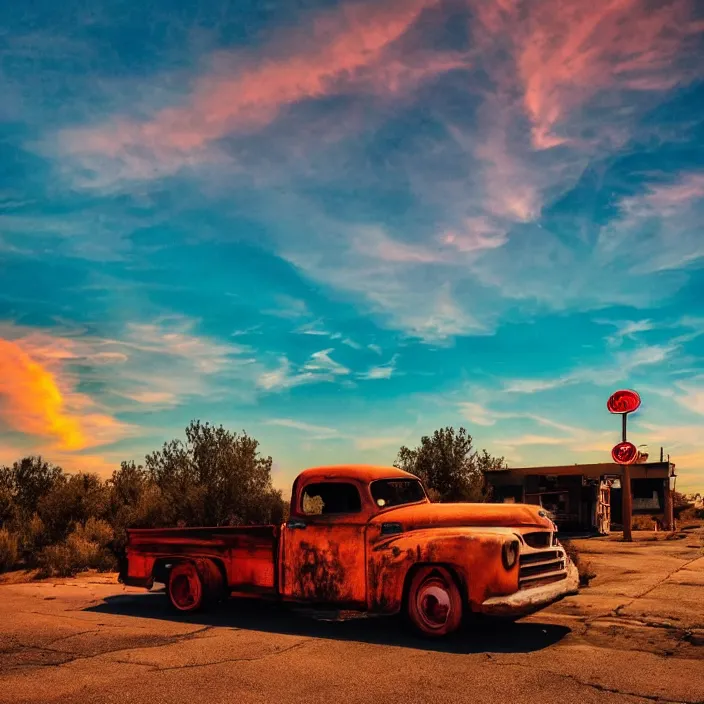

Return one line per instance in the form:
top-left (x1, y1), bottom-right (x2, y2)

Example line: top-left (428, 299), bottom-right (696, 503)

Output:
top-left (607, 389), bottom-right (641, 542)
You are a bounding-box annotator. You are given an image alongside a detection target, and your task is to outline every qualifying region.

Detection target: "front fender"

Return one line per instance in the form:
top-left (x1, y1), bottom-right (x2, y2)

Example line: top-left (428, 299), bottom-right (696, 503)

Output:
top-left (366, 527), bottom-right (520, 614)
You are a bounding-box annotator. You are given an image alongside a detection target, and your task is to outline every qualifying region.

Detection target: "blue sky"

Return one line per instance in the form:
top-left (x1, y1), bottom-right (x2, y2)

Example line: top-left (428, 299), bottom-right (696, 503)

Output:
top-left (1, 0), bottom-right (703, 493)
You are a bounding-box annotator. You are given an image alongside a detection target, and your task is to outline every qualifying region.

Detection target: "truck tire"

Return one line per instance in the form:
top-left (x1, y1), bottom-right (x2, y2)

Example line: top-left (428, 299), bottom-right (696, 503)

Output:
top-left (167, 559), bottom-right (224, 612)
top-left (406, 566), bottom-right (463, 638)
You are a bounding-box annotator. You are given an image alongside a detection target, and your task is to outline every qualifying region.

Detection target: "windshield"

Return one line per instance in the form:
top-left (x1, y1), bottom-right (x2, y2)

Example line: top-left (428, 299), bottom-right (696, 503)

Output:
top-left (370, 479), bottom-right (427, 509)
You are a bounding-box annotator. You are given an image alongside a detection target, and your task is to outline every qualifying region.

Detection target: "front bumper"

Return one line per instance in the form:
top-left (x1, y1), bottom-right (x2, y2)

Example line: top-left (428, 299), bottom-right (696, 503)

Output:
top-left (478, 560), bottom-right (579, 618)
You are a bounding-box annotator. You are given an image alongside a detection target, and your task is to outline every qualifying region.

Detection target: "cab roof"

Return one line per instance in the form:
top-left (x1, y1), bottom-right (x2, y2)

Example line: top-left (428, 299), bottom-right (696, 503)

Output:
top-left (296, 464), bottom-right (418, 484)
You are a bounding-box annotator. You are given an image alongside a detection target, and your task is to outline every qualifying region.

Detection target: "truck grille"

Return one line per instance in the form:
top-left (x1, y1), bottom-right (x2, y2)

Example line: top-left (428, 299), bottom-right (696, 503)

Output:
top-left (519, 549), bottom-right (567, 589)
top-left (523, 532), bottom-right (553, 549)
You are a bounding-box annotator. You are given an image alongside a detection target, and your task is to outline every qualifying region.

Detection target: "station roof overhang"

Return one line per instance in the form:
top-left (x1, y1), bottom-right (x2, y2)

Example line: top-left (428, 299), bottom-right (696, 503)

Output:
top-left (485, 461), bottom-right (675, 480)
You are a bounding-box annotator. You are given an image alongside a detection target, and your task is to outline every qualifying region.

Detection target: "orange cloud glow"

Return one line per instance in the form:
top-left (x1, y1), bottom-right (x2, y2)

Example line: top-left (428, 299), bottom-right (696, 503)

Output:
top-left (0, 338), bottom-right (126, 451)
top-left (62, 0), bottom-right (446, 163)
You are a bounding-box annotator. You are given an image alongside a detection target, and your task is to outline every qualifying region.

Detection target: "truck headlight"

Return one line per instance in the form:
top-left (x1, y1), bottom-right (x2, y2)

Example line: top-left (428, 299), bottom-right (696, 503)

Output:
top-left (502, 540), bottom-right (520, 570)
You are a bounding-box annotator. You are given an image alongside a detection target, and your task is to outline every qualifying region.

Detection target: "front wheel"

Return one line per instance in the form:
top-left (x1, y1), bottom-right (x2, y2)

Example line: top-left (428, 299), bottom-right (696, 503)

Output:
top-left (406, 566), bottom-right (463, 638)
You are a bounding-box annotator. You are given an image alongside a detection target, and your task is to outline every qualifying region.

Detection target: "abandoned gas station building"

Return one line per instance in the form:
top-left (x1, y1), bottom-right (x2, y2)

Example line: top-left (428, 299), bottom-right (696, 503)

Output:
top-left (484, 461), bottom-right (677, 534)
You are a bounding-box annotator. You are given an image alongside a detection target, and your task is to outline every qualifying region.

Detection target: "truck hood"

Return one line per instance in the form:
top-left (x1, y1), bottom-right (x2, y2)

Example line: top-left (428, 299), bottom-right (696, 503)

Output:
top-left (370, 502), bottom-right (553, 531)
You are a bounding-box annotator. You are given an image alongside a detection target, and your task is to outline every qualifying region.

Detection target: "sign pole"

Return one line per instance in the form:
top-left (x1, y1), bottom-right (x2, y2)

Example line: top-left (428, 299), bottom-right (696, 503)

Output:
top-left (622, 465), bottom-right (633, 542)
top-left (607, 389), bottom-right (641, 543)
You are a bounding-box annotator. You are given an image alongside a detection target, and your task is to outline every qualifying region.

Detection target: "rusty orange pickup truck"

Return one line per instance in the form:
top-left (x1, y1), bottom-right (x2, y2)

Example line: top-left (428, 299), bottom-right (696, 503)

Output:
top-left (119, 465), bottom-right (579, 637)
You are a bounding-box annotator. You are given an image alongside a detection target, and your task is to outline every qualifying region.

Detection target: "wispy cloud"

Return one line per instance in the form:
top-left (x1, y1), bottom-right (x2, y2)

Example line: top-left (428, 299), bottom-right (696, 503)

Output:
top-left (598, 319), bottom-right (656, 347)
top-left (354, 434), bottom-right (408, 451)
top-left (1, 316), bottom-right (253, 415)
top-left (598, 172), bottom-right (704, 273)
top-left (258, 348), bottom-right (350, 391)
top-left (671, 381), bottom-right (704, 417)
top-left (507, 0), bottom-right (704, 149)
top-left (358, 354), bottom-right (398, 380)
top-left (265, 418), bottom-right (340, 440)
top-left (120, 319), bottom-right (247, 374)
top-left (55, 0), bottom-right (453, 183)
top-left (293, 319), bottom-right (361, 350)
top-left (262, 295), bottom-right (310, 320)
top-left (499, 434), bottom-right (566, 448)
top-left (503, 343), bottom-right (678, 394)
top-left (459, 397), bottom-right (618, 463)
top-left (459, 401), bottom-right (581, 435)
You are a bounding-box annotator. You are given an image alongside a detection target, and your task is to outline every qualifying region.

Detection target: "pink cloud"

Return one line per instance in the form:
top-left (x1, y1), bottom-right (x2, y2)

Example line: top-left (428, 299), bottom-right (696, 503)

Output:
top-left (634, 173), bottom-right (704, 213)
top-left (60, 0), bottom-right (454, 173)
top-left (441, 217), bottom-right (508, 253)
top-left (514, 0), bottom-right (704, 149)
top-left (355, 227), bottom-right (447, 264)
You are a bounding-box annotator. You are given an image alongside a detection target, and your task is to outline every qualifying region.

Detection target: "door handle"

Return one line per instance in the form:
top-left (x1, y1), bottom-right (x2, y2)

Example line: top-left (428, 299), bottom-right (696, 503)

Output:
top-left (286, 519), bottom-right (306, 530)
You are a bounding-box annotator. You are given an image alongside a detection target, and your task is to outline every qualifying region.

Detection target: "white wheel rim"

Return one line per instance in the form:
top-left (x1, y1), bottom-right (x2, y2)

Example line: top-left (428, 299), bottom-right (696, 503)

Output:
top-left (416, 579), bottom-right (452, 629)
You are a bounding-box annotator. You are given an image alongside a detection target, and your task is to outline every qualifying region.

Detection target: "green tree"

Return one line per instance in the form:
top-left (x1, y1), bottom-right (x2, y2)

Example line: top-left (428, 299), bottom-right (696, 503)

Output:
top-left (145, 420), bottom-right (285, 527)
top-left (108, 461), bottom-right (148, 511)
top-left (38, 473), bottom-right (110, 543)
top-left (107, 461), bottom-right (168, 549)
top-left (0, 466), bottom-right (16, 528)
top-left (6, 456), bottom-right (64, 517)
top-left (394, 427), bottom-right (504, 502)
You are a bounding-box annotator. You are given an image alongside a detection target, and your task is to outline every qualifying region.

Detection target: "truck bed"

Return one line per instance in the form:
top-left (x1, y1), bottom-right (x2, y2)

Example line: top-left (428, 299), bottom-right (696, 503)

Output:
top-left (120, 525), bottom-right (280, 595)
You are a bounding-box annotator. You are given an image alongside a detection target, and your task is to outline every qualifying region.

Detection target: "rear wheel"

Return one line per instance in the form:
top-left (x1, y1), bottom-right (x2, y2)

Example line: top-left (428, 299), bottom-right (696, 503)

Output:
top-left (167, 559), bottom-right (224, 612)
top-left (406, 566), bottom-right (463, 638)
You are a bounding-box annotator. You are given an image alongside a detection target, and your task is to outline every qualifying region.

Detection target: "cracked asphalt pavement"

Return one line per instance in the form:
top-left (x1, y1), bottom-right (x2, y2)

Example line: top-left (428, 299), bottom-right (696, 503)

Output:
top-left (1, 532), bottom-right (702, 704)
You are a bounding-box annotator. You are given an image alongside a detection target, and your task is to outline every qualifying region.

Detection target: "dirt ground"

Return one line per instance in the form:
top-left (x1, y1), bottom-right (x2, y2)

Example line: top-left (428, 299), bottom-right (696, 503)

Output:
top-left (1, 529), bottom-right (702, 704)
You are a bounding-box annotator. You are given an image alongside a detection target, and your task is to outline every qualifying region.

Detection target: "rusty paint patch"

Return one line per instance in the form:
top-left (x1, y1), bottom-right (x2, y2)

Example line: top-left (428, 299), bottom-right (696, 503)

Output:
top-left (295, 541), bottom-right (346, 602)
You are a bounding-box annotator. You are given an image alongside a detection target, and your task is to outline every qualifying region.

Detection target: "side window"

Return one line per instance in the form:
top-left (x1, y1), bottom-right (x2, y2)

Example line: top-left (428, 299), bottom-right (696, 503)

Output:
top-left (300, 482), bottom-right (362, 515)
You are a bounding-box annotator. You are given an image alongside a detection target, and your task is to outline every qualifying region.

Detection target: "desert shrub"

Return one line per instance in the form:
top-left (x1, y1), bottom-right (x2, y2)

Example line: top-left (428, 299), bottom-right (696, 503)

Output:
top-left (17, 514), bottom-right (49, 565)
top-left (36, 544), bottom-right (74, 577)
top-left (679, 506), bottom-right (704, 522)
top-left (562, 539), bottom-right (596, 587)
top-left (37, 523), bottom-right (117, 578)
top-left (425, 487), bottom-right (442, 503)
top-left (632, 515), bottom-right (659, 530)
top-left (0, 528), bottom-right (19, 572)
top-left (74, 517), bottom-right (114, 547)
top-left (65, 533), bottom-right (103, 568)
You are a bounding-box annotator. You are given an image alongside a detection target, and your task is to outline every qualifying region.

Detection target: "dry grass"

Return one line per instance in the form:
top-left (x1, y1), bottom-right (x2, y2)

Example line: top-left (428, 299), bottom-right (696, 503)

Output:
top-left (632, 515), bottom-right (660, 531)
top-left (561, 539), bottom-right (596, 587)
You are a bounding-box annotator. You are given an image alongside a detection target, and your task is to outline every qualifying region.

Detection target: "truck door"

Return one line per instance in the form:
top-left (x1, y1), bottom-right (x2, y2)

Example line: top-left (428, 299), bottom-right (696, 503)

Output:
top-left (282, 480), bottom-right (367, 606)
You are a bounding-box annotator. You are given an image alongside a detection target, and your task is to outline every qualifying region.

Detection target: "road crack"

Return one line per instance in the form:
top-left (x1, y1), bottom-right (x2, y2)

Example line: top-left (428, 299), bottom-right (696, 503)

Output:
top-left (613, 555), bottom-right (704, 618)
top-left (3, 625), bottom-right (218, 671)
top-left (152, 639), bottom-right (312, 672)
top-left (488, 659), bottom-right (697, 703)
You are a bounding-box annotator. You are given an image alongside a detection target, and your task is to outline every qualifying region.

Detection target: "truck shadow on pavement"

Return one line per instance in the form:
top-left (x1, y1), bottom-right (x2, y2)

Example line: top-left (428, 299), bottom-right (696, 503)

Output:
top-left (87, 590), bottom-right (570, 655)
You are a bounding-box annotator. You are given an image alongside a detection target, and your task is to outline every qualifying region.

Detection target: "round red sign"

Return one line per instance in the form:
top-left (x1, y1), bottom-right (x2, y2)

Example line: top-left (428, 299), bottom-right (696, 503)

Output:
top-left (611, 441), bottom-right (639, 465)
top-left (607, 389), bottom-right (641, 414)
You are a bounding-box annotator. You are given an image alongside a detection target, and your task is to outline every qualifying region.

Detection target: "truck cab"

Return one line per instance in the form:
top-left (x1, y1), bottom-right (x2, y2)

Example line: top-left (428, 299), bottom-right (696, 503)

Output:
top-left (120, 465), bottom-right (579, 637)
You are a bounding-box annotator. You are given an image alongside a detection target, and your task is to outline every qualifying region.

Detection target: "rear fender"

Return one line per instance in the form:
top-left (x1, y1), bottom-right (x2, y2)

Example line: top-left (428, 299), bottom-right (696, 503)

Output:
top-left (122, 553), bottom-right (227, 591)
